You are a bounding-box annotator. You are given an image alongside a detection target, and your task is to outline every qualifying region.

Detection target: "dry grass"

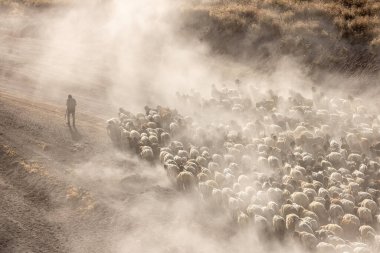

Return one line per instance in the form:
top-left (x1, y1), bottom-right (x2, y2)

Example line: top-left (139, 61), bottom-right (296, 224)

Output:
top-left (1, 0), bottom-right (379, 73)
top-left (0, 0), bottom-right (70, 8)
top-left (185, 0), bottom-right (380, 74)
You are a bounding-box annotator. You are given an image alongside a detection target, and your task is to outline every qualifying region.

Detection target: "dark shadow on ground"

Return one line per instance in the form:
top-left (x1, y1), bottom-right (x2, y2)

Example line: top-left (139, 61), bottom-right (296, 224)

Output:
top-left (68, 125), bottom-right (82, 141)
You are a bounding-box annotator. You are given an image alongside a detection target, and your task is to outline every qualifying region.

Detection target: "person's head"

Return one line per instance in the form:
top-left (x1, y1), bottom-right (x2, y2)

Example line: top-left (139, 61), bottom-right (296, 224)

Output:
top-left (68, 94), bottom-right (72, 99)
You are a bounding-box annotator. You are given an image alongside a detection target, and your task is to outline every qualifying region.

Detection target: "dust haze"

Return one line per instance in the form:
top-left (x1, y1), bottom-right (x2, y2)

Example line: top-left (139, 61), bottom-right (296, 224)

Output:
top-left (0, 0), bottom-right (380, 253)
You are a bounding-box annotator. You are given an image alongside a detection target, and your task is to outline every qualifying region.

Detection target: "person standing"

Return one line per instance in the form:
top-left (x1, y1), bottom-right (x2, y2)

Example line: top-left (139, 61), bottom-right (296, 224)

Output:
top-left (66, 94), bottom-right (77, 126)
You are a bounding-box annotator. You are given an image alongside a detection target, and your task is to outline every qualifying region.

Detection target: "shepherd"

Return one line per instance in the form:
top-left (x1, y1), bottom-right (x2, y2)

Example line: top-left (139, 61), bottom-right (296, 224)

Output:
top-left (66, 94), bottom-right (77, 126)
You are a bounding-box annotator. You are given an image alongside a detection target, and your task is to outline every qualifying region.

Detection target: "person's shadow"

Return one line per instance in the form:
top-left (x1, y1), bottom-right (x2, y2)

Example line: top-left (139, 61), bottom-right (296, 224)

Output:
top-left (68, 125), bottom-right (82, 141)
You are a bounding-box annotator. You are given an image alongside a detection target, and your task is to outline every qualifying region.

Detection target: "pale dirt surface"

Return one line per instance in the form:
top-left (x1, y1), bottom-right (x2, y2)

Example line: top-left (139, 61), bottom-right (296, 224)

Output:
top-left (0, 88), bottom-right (179, 253)
top-left (0, 89), bottom-right (109, 252)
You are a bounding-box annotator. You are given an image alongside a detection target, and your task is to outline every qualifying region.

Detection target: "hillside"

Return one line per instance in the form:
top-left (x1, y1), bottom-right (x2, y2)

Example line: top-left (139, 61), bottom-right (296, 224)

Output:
top-left (2, 0), bottom-right (379, 76)
top-left (183, 0), bottom-right (380, 75)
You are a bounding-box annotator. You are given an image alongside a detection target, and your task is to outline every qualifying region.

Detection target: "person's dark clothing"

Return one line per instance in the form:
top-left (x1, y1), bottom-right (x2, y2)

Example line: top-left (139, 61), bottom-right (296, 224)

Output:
top-left (66, 97), bottom-right (77, 126)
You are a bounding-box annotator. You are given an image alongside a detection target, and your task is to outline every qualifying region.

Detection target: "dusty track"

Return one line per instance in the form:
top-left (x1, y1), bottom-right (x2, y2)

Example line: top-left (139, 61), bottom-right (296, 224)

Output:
top-left (0, 90), bottom-right (111, 252)
top-left (0, 86), bottom-right (185, 253)
top-left (0, 88), bottom-right (135, 252)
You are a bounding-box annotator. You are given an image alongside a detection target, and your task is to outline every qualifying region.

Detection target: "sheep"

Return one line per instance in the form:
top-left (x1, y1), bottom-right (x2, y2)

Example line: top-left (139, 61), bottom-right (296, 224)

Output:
top-left (353, 247), bottom-right (371, 253)
top-left (325, 235), bottom-right (345, 246)
top-left (285, 213), bottom-right (300, 232)
top-left (359, 225), bottom-right (376, 241)
top-left (247, 204), bottom-right (264, 218)
top-left (129, 130), bottom-right (141, 141)
top-left (176, 171), bottom-right (196, 192)
top-left (237, 212), bottom-right (250, 228)
top-left (301, 209), bottom-right (320, 223)
top-left (267, 155), bottom-right (281, 169)
top-left (197, 172), bottom-right (208, 182)
top-left (357, 207), bottom-right (373, 225)
top-left (196, 156), bottom-right (208, 167)
top-left (340, 213), bottom-right (360, 239)
top-left (302, 216), bottom-right (319, 231)
top-left (140, 146), bottom-right (154, 161)
top-left (272, 215), bottom-right (286, 239)
top-left (290, 168), bottom-right (305, 181)
top-left (341, 199), bottom-right (355, 214)
top-left (318, 188), bottom-right (330, 198)
top-left (335, 244), bottom-right (352, 253)
top-left (330, 172), bottom-right (343, 183)
top-left (309, 201), bottom-right (329, 225)
top-left (177, 149), bottom-right (188, 158)
top-left (237, 175), bottom-right (249, 188)
top-left (296, 231), bottom-right (318, 249)
top-left (254, 215), bottom-right (270, 236)
top-left (281, 204), bottom-right (298, 218)
top-left (348, 153), bottom-right (362, 163)
top-left (169, 122), bottom-right (179, 134)
top-left (327, 152), bottom-right (343, 166)
top-left (361, 199), bottom-right (378, 215)
top-left (329, 204), bottom-right (345, 224)
top-left (257, 156), bottom-right (269, 169)
top-left (322, 224), bottom-right (344, 237)
top-left (316, 242), bottom-right (335, 252)
top-left (214, 172), bottom-right (225, 187)
top-left (207, 161), bottom-right (220, 173)
top-left (224, 173), bottom-right (235, 187)
top-left (149, 135), bottom-right (158, 144)
top-left (211, 188), bottom-right (223, 206)
top-left (267, 188), bottom-right (283, 203)
top-left (295, 219), bottom-right (314, 234)
top-left (228, 197), bottom-right (241, 219)
top-left (267, 201), bottom-right (280, 215)
top-left (291, 192), bottom-right (310, 209)
top-left (110, 89), bottom-right (380, 251)
top-left (349, 182), bottom-right (360, 194)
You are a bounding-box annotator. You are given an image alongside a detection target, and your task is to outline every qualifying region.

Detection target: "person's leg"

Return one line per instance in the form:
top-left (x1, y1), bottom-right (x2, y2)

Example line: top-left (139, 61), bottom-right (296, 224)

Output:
top-left (72, 111), bottom-right (76, 126)
top-left (67, 111), bottom-right (71, 125)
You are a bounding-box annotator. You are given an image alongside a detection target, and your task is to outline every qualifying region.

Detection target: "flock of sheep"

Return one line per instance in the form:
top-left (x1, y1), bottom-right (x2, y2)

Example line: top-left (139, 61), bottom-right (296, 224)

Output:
top-left (107, 82), bottom-right (380, 252)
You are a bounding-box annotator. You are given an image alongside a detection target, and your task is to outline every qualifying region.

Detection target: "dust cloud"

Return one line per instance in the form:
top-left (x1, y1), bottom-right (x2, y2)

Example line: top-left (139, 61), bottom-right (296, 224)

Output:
top-left (1, 0), bottom-right (378, 253)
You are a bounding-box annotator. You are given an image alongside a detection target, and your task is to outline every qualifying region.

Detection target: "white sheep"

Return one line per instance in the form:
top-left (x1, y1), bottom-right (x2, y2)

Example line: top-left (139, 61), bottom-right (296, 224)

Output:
top-left (176, 171), bottom-right (196, 192)
top-left (327, 152), bottom-right (343, 165)
top-left (330, 172), bottom-right (343, 183)
top-left (302, 216), bottom-right (319, 231)
top-left (316, 242), bottom-right (335, 252)
top-left (267, 187), bottom-right (283, 203)
top-left (359, 225), bottom-right (376, 240)
top-left (291, 192), bottom-right (310, 208)
top-left (361, 199), bottom-right (378, 215)
top-left (272, 215), bottom-right (286, 238)
top-left (309, 201), bottom-right (329, 225)
top-left (140, 146), bottom-right (154, 161)
top-left (298, 231), bottom-right (318, 249)
top-left (340, 213), bottom-right (360, 238)
top-left (322, 224), bottom-right (344, 237)
top-left (268, 155), bottom-right (280, 169)
top-left (329, 204), bottom-right (344, 224)
top-left (357, 207), bottom-right (373, 225)
top-left (340, 199), bottom-right (355, 214)
top-left (237, 175), bottom-right (249, 188)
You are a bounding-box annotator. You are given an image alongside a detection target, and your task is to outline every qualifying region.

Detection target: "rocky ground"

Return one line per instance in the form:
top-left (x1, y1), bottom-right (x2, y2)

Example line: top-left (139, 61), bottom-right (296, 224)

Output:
top-left (0, 89), bottom-right (179, 253)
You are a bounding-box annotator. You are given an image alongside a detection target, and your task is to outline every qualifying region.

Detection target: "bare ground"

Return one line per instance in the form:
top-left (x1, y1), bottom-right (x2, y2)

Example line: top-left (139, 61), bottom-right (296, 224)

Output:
top-left (0, 90), bottom-right (109, 252)
top-left (0, 90), bottom-right (177, 253)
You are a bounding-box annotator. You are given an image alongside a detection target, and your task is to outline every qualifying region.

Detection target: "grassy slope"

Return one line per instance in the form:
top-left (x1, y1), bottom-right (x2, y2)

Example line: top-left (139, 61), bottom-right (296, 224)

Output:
top-left (0, 0), bottom-right (69, 8)
top-left (184, 0), bottom-right (380, 75)
top-left (1, 0), bottom-right (379, 75)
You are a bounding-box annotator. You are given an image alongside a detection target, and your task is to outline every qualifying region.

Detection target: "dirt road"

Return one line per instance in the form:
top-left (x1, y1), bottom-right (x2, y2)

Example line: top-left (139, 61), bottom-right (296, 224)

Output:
top-left (0, 76), bottom-right (195, 253)
top-left (0, 90), bottom-right (111, 252)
